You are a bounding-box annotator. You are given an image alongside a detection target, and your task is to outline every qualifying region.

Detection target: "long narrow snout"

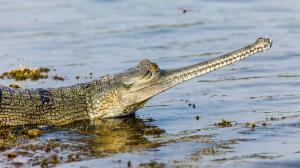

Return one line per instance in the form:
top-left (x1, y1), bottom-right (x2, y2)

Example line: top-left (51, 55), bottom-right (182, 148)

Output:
top-left (158, 37), bottom-right (272, 88)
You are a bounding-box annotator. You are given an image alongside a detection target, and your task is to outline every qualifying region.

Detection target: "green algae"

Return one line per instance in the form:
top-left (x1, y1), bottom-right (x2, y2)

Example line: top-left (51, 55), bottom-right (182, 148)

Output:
top-left (251, 123), bottom-right (256, 130)
top-left (215, 119), bottom-right (233, 128)
top-left (9, 83), bottom-right (21, 88)
top-left (0, 67), bottom-right (68, 82)
top-left (0, 67), bottom-right (49, 81)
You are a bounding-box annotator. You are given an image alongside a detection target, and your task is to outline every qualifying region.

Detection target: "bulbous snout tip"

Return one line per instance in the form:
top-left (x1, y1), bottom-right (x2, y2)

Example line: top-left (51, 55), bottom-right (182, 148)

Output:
top-left (264, 36), bottom-right (272, 47)
top-left (256, 36), bottom-right (272, 51)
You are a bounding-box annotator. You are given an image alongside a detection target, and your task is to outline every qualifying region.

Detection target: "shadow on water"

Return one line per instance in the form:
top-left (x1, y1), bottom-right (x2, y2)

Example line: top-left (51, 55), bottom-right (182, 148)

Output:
top-left (0, 117), bottom-right (164, 167)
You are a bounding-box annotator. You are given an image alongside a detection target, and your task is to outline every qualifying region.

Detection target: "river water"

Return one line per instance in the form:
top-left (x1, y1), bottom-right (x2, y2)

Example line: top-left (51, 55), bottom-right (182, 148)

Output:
top-left (0, 0), bottom-right (300, 167)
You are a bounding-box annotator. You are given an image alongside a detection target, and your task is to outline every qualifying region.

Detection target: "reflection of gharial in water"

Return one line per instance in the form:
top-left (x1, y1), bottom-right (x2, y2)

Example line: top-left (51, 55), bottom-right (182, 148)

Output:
top-left (0, 37), bottom-right (272, 126)
top-left (0, 118), bottom-right (163, 167)
top-left (78, 118), bottom-right (163, 154)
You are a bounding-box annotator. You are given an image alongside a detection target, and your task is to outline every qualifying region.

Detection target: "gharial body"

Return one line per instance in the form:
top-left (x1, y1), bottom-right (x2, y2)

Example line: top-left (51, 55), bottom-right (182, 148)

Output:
top-left (0, 37), bottom-right (272, 126)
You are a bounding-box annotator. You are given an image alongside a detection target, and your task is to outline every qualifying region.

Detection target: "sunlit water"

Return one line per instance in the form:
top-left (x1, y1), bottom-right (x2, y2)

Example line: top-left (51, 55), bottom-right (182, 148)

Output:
top-left (0, 0), bottom-right (300, 167)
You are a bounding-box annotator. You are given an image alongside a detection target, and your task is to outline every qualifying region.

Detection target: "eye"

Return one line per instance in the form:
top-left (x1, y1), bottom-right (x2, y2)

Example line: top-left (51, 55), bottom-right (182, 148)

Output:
top-left (143, 70), bottom-right (152, 79)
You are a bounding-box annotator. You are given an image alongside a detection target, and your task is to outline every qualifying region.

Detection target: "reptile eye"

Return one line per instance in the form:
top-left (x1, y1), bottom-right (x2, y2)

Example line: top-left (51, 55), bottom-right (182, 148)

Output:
top-left (143, 70), bottom-right (152, 79)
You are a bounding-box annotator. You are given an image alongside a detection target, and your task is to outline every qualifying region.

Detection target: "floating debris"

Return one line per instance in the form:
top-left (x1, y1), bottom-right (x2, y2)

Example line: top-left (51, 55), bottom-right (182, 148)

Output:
top-left (9, 83), bottom-right (21, 89)
top-left (41, 158), bottom-right (49, 167)
top-left (195, 115), bottom-right (200, 120)
top-left (179, 8), bottom-right (192, 14)
top-left (0, 67), bottom-right (49, 81)
top-left (27, 129), bottom-right (42, 137)
top-left (251, 123), bottom-right (256, 130)
top-left (245, 122), bottom-right (256, 130)
top-left (127, 160), bottom-right (132, 168)
top-left (139, 161), bottom-right (166, 168)
top-left (52, 75), bottom-right (65, 81)
top-left (75, 75), bottom-right (80, 80)
top-left (67, 154), bottom-right (79, 162)
top-left (7, 152), bottom-right (17, 159)
top-left (201, 147), bottom-right (218, 155)
top-left (215, 119), bottom-right (233, 128)
top-left (49, 155), bottom-right (59, 165)
top-left (270, 117), bottom-right (279, 121)
top-left (188, 103), bottom-right (196, 109)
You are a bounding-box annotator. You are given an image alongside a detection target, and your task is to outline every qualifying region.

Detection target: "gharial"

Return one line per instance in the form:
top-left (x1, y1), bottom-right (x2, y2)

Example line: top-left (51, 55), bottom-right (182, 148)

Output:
top-left (0, 37), bottom-right (272, 126)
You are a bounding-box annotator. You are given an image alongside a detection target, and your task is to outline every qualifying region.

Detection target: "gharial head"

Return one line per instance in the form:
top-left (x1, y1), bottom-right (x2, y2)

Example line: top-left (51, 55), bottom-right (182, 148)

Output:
top-left (96, 37), bottom-right (272, 118)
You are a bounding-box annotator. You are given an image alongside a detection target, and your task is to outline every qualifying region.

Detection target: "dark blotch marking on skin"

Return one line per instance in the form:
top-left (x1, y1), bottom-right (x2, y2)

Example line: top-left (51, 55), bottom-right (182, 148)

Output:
top-left (1, 87), bottom-right (13, 105)
top-left (38, 89), bottom-right (52, 104)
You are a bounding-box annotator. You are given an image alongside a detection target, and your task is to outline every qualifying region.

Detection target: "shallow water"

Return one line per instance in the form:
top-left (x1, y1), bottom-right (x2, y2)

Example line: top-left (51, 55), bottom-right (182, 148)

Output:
top-left (0, 0), bottom-right (300, 167)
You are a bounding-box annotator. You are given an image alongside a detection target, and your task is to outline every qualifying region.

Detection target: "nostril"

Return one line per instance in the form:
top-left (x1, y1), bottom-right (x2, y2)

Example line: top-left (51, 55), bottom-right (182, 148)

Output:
top-left (263, 36), bottom-right (272, 46)
top-left (269, 39), bottom-right (273, 48)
